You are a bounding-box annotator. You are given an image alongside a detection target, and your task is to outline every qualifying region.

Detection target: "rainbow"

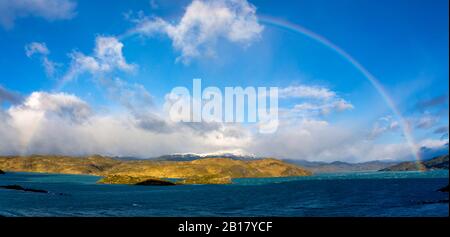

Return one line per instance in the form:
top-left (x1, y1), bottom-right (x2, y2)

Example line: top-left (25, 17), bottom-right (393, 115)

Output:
top-left (259, 15), bottom-right (423, 167)
top-left (49, 14), bottom-right (423, 167)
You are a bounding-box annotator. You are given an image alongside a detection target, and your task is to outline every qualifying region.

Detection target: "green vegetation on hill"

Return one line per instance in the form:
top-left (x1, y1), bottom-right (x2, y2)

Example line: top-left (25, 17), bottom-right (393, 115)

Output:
top-left (177, 175), bottom-right (232, 184)
top-left (0, 155), bottom-right (311, 184)
top-left (380, 154), bottom-right (449, 171)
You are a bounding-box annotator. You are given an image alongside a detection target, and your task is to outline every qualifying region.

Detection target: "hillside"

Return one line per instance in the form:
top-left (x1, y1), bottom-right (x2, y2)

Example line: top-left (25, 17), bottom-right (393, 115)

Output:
top-left (380, 154), bottom-right (449, 171)
top-left (284, 159), bottom-right (398, 173)
top-left (0, 155), bottom-right (312, 183)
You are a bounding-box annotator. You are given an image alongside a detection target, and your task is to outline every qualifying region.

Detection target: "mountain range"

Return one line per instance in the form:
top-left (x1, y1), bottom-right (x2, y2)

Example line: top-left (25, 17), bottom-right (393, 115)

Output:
top-left (134, 152), bottom-right (449, 173)
top-left (380, 154), bottom-right (449, 171)
top-left (152, 153), bottom-right (258, 161)
top-left (151, 153), bottom-right (400, 173)
top-left (283, 159), bottom-right (399, 173)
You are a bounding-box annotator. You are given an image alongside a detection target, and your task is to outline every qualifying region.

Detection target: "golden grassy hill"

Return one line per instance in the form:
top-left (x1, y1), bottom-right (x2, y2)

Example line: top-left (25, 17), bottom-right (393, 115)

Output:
top-left (0, 155), bottom-right (312, 184)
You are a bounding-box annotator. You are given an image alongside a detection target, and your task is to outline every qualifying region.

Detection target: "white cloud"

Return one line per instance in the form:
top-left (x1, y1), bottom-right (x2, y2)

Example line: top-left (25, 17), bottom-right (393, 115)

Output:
top-left (279, 85), bottom-right (336, 100)
top-left (42, 57), bottom-right (59, 76)
top-left (25, 42), bottom-right (49, 57)
top-left (129, 0), bottom-right (264, 62)
top-left (10, 92), bottom-right (91, 122)
top-left (293, 99), bottom-right (353, 116)
top-left (0, 0), bottom-right (76, 29)
top-left (94, 36), bottom-right (135, 72)
top-left (247, 117), bottom-right (447, 162)
top-left (25, 42), bottom-right (59, 77)
top-left (62, 36), bottom-right (136, 83)
top-left (369, 116), bottom-right (400, 139)
top-left (99, 77), bottom-right (154, 114)
top-left (4, 92), bottom-right (91, 153)
top-left (414, 115), bottom-right (439, 129)
top-left (247, 119), bottom-right (353, 160)
top-left (0, 91), bottom-right (446, 162)
top-left (333, 99), bottom-right (354, 111)
top-left (278, 85), bottom-right (353, 118)
top-left (0, 91), bottom-right (252, 157)
top-left (418, 138), bottom-right (448, 150)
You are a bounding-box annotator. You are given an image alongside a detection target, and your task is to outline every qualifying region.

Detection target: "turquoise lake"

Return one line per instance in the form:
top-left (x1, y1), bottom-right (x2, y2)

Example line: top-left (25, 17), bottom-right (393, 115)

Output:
top-left (0, 170), bottom-right (448, 217)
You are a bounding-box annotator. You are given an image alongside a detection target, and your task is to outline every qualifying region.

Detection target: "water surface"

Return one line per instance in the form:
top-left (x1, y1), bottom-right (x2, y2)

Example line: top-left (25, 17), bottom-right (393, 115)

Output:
top-left (0, 170), bottom-right (448, 217)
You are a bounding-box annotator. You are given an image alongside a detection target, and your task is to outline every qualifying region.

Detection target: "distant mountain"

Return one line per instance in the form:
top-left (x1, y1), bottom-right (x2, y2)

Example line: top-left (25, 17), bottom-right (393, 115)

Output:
top-left (153, 153), bottom-right (259, 161)
top-left (153, 154), bottom-right (205, 161)
top-left (112, 156), bottom-right (143, 161)
top-left (380, 154), bottom-right (449, 171)
top-left (105, 152), bottom-right (259, 162)
top-left (283, 159), bottom-right (399, 173)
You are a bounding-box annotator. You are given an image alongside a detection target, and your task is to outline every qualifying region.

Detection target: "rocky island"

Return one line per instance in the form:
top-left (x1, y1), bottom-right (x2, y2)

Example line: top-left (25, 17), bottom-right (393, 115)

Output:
top-left (0, 185), bottom-right (49, 193)
top-left (438, 185), bottom-right (449, 193)
top-left (0, 155), bottom-right (312, 185)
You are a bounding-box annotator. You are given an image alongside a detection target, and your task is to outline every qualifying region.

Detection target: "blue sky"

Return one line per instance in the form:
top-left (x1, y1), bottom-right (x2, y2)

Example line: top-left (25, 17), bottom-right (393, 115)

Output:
top-left (0, 0), bottom-right (448, 161)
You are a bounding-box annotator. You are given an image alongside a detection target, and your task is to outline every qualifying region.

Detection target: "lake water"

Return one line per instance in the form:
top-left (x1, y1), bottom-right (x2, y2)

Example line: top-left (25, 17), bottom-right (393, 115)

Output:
top-left (0, 171), bottom-right (448, 217)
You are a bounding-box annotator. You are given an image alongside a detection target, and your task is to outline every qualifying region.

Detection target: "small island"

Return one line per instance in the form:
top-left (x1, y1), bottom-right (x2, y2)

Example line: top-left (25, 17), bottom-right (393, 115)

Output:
top-left (98, 175), bottom-right (177, 186)
top-left (0, 185), bottom-right (49, 193)
top-left (438, 185), bottom-right (449, 193)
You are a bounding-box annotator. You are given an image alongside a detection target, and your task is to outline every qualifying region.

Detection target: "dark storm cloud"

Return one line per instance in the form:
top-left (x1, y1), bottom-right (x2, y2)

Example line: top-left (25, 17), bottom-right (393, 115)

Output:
top-left (434, 126), bottom-right (449, 134)
top-left (416, 95), bottom-right (448, 111)
top-left (0, 85), bottom-right (23, 105)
